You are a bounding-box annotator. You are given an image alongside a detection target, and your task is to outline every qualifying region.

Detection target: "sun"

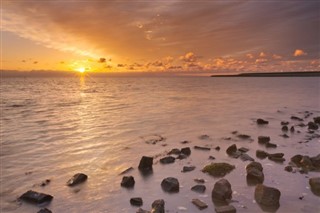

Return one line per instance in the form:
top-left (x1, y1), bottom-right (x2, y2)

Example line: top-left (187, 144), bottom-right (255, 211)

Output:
top-left (76, 67), bottom-right (86, 73)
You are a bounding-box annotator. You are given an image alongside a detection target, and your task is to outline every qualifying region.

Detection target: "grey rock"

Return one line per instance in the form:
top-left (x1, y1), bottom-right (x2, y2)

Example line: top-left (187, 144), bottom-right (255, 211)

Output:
top-left (247, 168), bottom-right (264, 185)
top-left (121, 176), bottom-right (135, 188)
top-left (67, 173), bottom-right (88, 186)
top-left (151, 199), bottom-right (165, 213)
top-left (268, 156), bottom-right (285, 163)
top-left (240, 153), bottom-right (254, 162)
top-left (254, 184), bottom-right (281, 207)
top-left (309, 177), bottom-right (320, 196)
top-left (258, 136), bottom-right (270, 144)
top-left (191, 184), bottom-right (206, 193)
top-left (168, 148), bottom-right (181, 155)
top-left (311, 154), bottom-right (320, 168)
top-left (182, 166), bottom-right (196, 172)
top-left (160, 156), bottom-right (175, 164)
top-left (180, 147), bottom-right (191, 156)
top-left (130, 197), bottom-right (143, 206)
top-left (256, 150), bottom-right (268, 159)
top-left (268, 153), bottom-right (284, 158)
top-left (215, 205), bottom-right (236, 213)
top-left (212, 179), bottom-right (232, 202)
top-left (266, 142), bottom-right (277, 148)
top-left (238, 147), bottom-right (249, 153)
top-left (138, 156), bottom-right (153, 171)
top-left (161, 177), bottom-right (179, 193)
top-left (257, 118), bottom-right (269, 125)
top-left (226, 144), bottom-right (237, 155)
top-left (237, 134), bottom-right (251, 140)
top-left (192, 199), bottom-right (208, 210)
top-left (19, 190), bottom-right (53, 205)
top-left (246, 162), bottom-right (263, 172)
top-left (176, 154), bottom-right (187, 160)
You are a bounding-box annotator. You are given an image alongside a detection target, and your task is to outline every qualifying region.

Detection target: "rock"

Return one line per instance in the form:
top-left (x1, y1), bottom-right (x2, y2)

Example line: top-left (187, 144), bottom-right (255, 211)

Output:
top-left (37, 208), bottom-right (52, 213)
top-left (194, 146), bottom-right (211, 151)
top-left (308, 122), bottom-right (318, 130)
top-left (136, 208), bottom-right (150, 213)
top-left (19, 190), bottom-right (53, 205)
top-left (291, 154), bottom-right (303, 166)
top-left (246, 162), bottom-right (263, 172)
top-left (247, 168), bottom-right (264, 185)
top-left (268, 156), bottom-right (285, 163)
top-left (180, 140), bottom-right (190, 144)
top-left (191, 185), bottom-right (206, 193)
top-left (182, 166), bottom-right (196, 172)
top-left (284, 166), bottom-right (293, 172)
top-left (151, 199), bottom-right (165, 213)
top-left (67, 173), bottom-right (88, 186)
top-left (314, 116), bottom-right (320, 124)
top-left (168, 148), bottom-right (181, 155)
top-left (309, 177), bottom-right (320, 196)
top-left (138, 156), bottom-right (153, 171)
top-left (297, 123), bottom-right (306, 127)
top-left (258, 136), bottom-right (270, 144)
top-left (257, 118), bottom-right (269, 125)
top-left (281, 126), bottom-right (288, 132)
top-left (268, 153), bottom-right (284, 158)
top-left (281, 121), bottom-right (289, 125)
top-left (240, 153), bottom-right (254, 161)
top-left (237, 134), bottom-right (251, 139)
top-left (215, 146), bottom-right (221, 151)
top-left (290, 126), bottom-right (295, 132)
top-left (256, 150), bottom-right (268, 159)
top-left (226, 144), bottom-right (237, 155)
top-left (160, 156), bottom-right (175, 164)
top-left (212, 179), bottom-right (232, 202)
top-left (300, 156), bottom-right (314, 170)
top-left (202, 163), bottom-right (235, 177)
top-left (194, 178), bottom-right (205, 184)
top-left (130, 197), bottom-right (143, 206)
top-left (266, 142), bottom-right (277, 148)
top-left (119, 167), bottom-right (134, 175)
top-left (180, 147), bottom-right (191, 156)
top-left (254, 184), bottom-right (281, 207)
top-left (161, 177), bottom-right (179, 193)
top-left (192, 199), bottom-right (208, 210)
top-left (176, 154), bottom-right (188, 160)
top-left (215, 205), bottom-right (236, 213)
top-left (280, 134), bottom-right (289, 138)
top-left (199, 134), bottom-right (210, 140)
top-left (209, 156), bottom-right (216, 160)
top-left (238, 147), bottom-right (249, 153)
top-left (291, 116), bottom-right (303, 121)
top-left (121, 176), bottom-right (135, 188)
top-left (311, 154), bottom-right (320, 168)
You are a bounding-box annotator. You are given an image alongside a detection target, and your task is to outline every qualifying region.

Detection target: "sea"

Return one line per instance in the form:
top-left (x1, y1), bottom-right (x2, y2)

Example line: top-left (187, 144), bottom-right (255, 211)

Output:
top-left (1, 76), bottom-right (320, 213)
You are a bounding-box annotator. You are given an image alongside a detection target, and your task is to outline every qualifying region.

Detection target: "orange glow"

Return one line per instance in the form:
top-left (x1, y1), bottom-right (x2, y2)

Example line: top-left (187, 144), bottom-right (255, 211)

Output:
top-left (76, 67), bottom-right (86, 73)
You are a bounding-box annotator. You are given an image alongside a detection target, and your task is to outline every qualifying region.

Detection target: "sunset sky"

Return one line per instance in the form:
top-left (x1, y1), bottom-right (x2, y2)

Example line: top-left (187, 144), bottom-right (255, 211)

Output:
top-left (1, 1), bottom-right (320, 73)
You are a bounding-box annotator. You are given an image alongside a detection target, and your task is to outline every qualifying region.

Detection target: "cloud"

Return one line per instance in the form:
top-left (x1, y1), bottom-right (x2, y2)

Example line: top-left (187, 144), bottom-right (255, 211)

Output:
top-left (98, 58), bottom-right (106, 63)
top-left (259, 52), bottom-right (267, 57)
top-left (179, 52), bottom-right (198, 63)
top-left (246, 53), bottom-right (254, 59)
top-left (272, 54), bottom-right (282, 60)
top-left (293, 49), bottom-right (307, 57)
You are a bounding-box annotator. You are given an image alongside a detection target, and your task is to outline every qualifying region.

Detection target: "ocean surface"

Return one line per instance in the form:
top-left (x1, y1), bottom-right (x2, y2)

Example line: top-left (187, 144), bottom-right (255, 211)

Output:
top-left (1, 76), bottom-right (320, 213)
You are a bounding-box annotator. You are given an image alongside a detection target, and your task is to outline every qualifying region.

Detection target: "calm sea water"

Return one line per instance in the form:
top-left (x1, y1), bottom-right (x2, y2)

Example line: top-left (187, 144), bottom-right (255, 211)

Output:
top-left (1, 76), bottom-right (320, 213)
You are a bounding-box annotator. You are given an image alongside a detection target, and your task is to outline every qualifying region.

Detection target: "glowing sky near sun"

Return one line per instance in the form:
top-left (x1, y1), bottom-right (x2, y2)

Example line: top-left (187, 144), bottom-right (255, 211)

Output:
top-left (1, 1), bottom-right (320, 73)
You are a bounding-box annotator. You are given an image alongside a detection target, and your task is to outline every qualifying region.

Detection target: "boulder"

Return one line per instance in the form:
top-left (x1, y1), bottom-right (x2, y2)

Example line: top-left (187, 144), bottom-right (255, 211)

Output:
top-left (311, 154), bottom-right (320, 168)
top-left (215, 146), bottom-right (221, 151)
top-left (194, 178), bottom-right (205, 184)
top-left (191, 185), bottom-right (206, 193)
top-left (121, 176), bottom-right (135, 188)
top-left (281, 121), bottom-right (289, 125)
top-left (138, 156), bottom-right (153, 171)
top-left (160, 156), bottom-right (175, 164)
top-left (180, 147), bottom-right (191, 156)
top-left (258, 136), bottom-right (270, 144)
top-left (281, 126), bottom-right (288, 132)
top-left (309, 177), bottom-right (320, 196)
top-left (182, 166), bottom-right (196, 172)
top-left (308, 122), bottom-right (318, 130)
top-left (176, 154), bottom-right (188, 160)
top-left (199, 134), bottom-right (210, 140)
top-left (280, 134), bottom-right (289, 138)
top-left (161, 177), bottom-right (179, 193)
top-left (202, 163), bottom-right (235, 177)
top-left (290, 126), bottom-right (295, 132)
top-left (291, 154), bottom-right (303, 166)
top-left (268, 156), bottom-right (285, 163)
top-left (192, 199), bottom-right (208, 210)
top-left (247, 168), bottom-right (264, 185)
top-left (238, 147), bottom-right (249, 153)
top-left (257, 118), bottom-right (269, 125)
top-left (212, 179), bottom-right (232, 202)
top-left (19, 190), bottom-right (53, 205)
top-left (137, 208), bottom-right (150, 213)
top-left (151, 199), bottom-right (165, 213)
top-left (67, 173), bottom-right (88, 186)
top-left (226, 144), bottom-right (237, 155)
top-left (314, 116), bottom-right (320, 124)
top-left (246, 162), bottom-right (263, 172)
top-left (237, 134), bottom-right (251, 139)
top-left (268, 153), bottom-right (284, 158)
top-left (284, 166), bottom-right (293, 172)
top-left (256, 150), bottom-right (268, 159)
top-left (266, 142), bottom-right (277, 148)
top-left (300, 156), bottom-right (314, 169)
top-left (215, 205), bottom-right (236, 213)
top-left (119, 167), bottom-right (134, 175)
top-left (168, 148), bottom-right (180, 155)
top-left (130, 197), bottom-right (143, 206)
top-left (194, 146), bottom-right (211, 151)
top-left (240, 153), bottom-right (254, 161)
top-left (37, 208), bottom-right (52, 213)
top-left (291, 116), bottom-right (303, 121)
top-left (254, 184), bottom-right (281, 207)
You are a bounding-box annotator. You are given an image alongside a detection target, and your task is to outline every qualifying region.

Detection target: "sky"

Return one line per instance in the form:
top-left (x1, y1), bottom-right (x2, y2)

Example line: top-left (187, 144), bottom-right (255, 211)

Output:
top-left (1, 0), bottom-right (320, 73)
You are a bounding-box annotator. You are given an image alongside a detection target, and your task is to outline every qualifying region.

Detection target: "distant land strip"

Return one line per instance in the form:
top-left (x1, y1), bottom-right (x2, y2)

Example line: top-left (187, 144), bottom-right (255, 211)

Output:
top-left (211, 71), bottom-right (320, 77)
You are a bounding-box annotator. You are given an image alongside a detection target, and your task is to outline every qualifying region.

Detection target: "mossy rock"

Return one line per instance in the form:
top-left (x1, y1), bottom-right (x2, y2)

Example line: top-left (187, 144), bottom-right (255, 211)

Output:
top-left (202, 163), bottom-right (235, 177)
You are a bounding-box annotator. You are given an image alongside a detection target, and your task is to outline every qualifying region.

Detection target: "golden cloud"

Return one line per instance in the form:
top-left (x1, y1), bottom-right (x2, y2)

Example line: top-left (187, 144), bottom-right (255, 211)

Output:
top-left (293, 49), bottom-right (307, 57)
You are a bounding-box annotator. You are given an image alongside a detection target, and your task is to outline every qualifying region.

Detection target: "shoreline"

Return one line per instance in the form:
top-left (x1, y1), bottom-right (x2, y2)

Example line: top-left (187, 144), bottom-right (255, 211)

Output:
top-left (211, 71), bottom-right (320, 77)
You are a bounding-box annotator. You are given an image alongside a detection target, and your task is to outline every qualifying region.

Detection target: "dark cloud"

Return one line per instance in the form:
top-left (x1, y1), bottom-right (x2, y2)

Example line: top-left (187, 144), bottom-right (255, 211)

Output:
top-left (98, 58), bottom-right (106, 63)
